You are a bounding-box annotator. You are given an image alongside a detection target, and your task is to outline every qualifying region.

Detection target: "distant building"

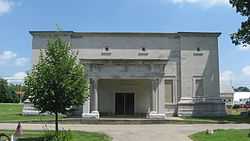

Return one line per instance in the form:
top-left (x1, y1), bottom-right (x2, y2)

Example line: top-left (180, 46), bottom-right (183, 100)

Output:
top-left (220, 84), bottom-right (234, 106)
top-left (234, 92), bottom-right (250, 105)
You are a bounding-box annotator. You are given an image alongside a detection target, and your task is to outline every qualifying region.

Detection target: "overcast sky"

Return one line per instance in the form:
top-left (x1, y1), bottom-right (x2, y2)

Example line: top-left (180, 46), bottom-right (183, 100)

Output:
top-left (0, 0), bottom-right (249, 86)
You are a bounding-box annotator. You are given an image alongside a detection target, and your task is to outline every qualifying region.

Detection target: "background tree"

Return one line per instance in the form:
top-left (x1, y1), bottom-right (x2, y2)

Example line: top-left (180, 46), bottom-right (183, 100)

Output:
top-left (7, 84), bottom-right (19, 103)
top-left (0, 79), bottom-right (19, 103)
top-left (230, 0), bottom-right (250, 46)
top-left (24, 38), bottom-right (88, 132)
top-left (234, 86), bottom-right (250, 92)
top-left (0, 79), bottom-right (9, 103)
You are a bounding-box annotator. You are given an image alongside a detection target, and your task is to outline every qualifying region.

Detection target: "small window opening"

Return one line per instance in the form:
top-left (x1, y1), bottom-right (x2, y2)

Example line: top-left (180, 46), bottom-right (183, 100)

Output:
top-left (142, 47), bottom-right (146, 52)
top-left (105, 47), bottom-right (109, 51)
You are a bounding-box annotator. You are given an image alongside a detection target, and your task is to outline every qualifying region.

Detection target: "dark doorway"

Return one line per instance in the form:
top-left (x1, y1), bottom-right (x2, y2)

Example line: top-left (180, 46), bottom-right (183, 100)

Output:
top-left (115, 93), bottom-right (134, 115)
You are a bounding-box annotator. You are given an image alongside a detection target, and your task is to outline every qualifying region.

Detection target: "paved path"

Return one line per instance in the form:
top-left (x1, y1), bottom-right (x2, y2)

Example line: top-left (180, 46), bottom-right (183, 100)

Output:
top-left (0, 123), bottom-right (249, 141)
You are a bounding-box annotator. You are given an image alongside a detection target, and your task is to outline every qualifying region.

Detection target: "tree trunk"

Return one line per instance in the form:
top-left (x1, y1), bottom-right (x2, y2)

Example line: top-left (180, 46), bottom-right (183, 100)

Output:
top-left (55, 112), bottom-right (58, 132)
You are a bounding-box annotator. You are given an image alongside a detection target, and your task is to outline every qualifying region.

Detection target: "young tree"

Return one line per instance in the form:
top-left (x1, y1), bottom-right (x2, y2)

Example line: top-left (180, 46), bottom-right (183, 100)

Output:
top-left (24, 38), bottom-right (88, 132)
top-left (230, 0), bottom-right (250, 46)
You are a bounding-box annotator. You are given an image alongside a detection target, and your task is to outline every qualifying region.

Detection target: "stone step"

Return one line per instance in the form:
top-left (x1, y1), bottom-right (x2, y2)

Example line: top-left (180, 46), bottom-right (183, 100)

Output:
top-left (21, 117), bottom-right (184, 124)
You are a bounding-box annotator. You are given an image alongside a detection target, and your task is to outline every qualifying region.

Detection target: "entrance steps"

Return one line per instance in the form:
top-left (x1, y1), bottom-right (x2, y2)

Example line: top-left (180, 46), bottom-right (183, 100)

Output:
top-left (41, 117), bottom-right (184, 124)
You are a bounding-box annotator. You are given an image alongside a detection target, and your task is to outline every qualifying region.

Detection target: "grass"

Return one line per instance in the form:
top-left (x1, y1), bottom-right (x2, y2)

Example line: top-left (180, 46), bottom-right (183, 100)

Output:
top-left (182, 115), bottom-right (250, 123)
top-left (0, 130), bottom-right (112, 141)
top-left (190, 129), bottom-right (250, 141)
top-left (0, 103), bottom-right (61, 123)
top-left (1, 103), bottom-right (250, 124)
top-left (182, 108), bottom-right (250, 124)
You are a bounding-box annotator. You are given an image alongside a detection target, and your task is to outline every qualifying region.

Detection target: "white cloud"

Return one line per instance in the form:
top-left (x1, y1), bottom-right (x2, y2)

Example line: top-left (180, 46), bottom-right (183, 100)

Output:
top-left (0, 50), bottom-right (16, 64)
top-left (16, 57), bottom-right (29, 66)
top-left (169, 0), bottom-right (229, 7)
top-left (0, 50), bottom-right (30, 67)
top-left (0, 0), bottom-right (14, 16)
top-left (242, 65), bottom-right (250, 76)
top-left (4, 72), bottom-right (27, 84)
top-left (220, 70), bottom-right (233, 83)
top-left (238, 44), bottom-right (250, 51)
top-left (12, 72), bottom-right (27, 79)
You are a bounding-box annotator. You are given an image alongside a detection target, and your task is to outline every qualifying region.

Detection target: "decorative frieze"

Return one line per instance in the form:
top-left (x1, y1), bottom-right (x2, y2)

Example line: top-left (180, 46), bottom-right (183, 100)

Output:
top-left (86, 63), bottom-right (166, 77)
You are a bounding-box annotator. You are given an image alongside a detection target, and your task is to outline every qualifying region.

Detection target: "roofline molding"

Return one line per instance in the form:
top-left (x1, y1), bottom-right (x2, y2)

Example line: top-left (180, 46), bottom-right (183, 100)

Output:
top-left (29, 31), bottom-right (221, 37)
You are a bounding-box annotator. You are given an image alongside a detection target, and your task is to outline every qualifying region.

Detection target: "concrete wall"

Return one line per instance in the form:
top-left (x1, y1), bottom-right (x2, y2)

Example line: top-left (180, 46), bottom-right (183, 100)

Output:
top-left (180, 35), bottom-right (220, 98)
top-left (31, 32), bottom-right (180, 62)
top-left (177, 34), bottom-right (224, 116)
top-left (72, 36), bottom-right (179, 60)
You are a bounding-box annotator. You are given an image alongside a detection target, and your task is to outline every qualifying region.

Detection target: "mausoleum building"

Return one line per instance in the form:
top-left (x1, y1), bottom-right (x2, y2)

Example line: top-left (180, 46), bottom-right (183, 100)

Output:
top-left (30, 31), bottom-right (226, 119)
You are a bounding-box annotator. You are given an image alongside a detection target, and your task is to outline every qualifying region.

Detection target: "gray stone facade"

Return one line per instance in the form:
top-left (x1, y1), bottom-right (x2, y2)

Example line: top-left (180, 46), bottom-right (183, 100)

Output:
top-left (30, 31), bottom-right (226, 119)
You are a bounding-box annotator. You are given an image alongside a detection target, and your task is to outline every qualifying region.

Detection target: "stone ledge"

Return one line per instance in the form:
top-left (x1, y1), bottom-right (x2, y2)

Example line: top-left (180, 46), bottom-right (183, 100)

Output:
top-left (82, 111), bottom-right (100, 119)
top-left (178, 97), bottom-right (224, 104)
top-left (147, 111), bottom-right (166, 119)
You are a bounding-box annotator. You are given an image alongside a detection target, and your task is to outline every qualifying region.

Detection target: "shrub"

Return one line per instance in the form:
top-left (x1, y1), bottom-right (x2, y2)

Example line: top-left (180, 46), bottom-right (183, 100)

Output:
top-left (233, 105), bottom-right (240, 109)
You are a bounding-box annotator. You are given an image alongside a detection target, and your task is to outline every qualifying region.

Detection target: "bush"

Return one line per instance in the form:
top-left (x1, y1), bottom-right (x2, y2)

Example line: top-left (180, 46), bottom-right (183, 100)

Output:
top-left (43, 130), bottom-right (73, 141)
top-left (233, 105), bottom-right (240, 109)
top-left (226, 105), bottom-right (233, 109)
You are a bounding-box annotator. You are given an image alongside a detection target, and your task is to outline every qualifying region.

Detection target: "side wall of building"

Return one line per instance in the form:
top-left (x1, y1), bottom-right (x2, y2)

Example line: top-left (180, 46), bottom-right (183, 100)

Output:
top-left (178, 34), bottom-right (225, 116)
top-left (180, 35), bottom-right (220, 98)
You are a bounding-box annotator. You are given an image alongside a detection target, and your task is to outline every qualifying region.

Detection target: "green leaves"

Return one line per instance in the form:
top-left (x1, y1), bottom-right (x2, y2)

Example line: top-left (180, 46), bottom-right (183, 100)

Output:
top-left (0, 79), bottom-right (20, 103)
top-left (230, 0), bottom-right (250, 17)
top-left (24, 38), bottom-right (89, 115)
top-left (230, 0), bottom-right (250, 46)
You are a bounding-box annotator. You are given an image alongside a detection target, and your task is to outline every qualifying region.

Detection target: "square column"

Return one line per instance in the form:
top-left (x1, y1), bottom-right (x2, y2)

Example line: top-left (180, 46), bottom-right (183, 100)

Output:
top-left (147, 79), bottom-right (166, 119)
top-left (90, 78), bottom-right (98, 112)
top-left (82, 78), bottom-right (99, 119)
top-left (151, 79), bottom-right (158, 112)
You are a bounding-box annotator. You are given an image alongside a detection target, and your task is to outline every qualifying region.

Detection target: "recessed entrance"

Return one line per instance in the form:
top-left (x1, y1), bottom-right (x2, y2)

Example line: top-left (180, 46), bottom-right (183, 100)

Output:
top-left (115, 93), bottom-right (135, 115)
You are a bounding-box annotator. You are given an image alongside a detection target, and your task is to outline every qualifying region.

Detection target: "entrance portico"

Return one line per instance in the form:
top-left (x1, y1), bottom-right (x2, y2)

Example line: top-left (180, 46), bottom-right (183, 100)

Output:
top-left (99, 79), bottom-right (151, 116)
top-left (82, 78), bottom-right (165, 119)
top-left (81, 60), bottom-right (167, 119)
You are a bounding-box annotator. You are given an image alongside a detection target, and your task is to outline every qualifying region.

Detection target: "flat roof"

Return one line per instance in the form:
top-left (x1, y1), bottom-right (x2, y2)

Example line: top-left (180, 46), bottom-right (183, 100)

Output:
top-left (29, 31), bottom-right (221, 37)
top-left (220, 84), bottom-right (234, 93)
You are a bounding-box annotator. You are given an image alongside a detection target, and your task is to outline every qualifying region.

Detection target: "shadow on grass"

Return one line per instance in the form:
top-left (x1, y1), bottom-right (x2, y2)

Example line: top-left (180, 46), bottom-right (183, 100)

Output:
top-left (19, 137), bottom-right (44, 141)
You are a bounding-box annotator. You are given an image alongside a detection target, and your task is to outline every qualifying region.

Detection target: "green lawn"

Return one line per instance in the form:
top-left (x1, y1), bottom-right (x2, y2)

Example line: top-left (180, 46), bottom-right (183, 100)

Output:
top-left (0, 103), bottom-right (60, 123)
top-left (190, 129), bottom-right (250, 141)
top-left (182, 115), bottom-right (250, 124)
top-left (1, 103), bottom-right (250, 124)
top-left (182, 108), bottom-right (250, 124)
top-left (0, 130), bottom-right (111, 141)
